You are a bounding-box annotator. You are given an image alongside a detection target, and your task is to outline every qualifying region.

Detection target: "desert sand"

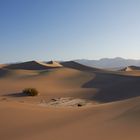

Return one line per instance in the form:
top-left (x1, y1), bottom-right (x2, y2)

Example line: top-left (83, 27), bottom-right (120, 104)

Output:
top-left (121, 66), bottom-right (140, 71)
top-left (0, 61), bottom-right (140, 140)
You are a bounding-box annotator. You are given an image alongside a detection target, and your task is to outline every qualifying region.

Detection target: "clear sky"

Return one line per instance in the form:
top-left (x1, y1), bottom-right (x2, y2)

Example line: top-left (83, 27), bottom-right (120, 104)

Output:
top-left (0, 0), bottom-right (140, 63)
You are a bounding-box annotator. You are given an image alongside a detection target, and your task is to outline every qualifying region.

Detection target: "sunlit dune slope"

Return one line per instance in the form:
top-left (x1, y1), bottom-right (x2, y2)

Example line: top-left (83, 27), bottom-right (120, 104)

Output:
top-left (0, 96), bottom-right (140, 140)
top-left (0, 67), bottom-right (95, 100)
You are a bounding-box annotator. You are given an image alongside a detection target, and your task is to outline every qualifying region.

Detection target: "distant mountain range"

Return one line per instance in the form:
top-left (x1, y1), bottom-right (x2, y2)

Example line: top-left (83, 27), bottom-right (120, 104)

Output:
top-left (75, 57), bottom-right (140, 69)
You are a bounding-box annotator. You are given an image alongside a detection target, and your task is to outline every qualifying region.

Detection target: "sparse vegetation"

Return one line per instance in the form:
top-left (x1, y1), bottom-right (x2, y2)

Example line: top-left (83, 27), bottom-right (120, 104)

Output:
top-left (22, 88), bottom-right (38, 96)
top-left (77, 103), bottom-right (83, 107)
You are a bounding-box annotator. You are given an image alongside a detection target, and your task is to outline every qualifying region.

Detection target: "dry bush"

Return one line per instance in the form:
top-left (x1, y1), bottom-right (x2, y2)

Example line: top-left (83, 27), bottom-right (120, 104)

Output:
top-left (22, 88), bottom-right (38, 96)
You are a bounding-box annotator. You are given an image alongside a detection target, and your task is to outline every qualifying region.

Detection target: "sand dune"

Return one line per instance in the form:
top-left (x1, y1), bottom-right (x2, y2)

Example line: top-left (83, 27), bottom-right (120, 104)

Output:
top-left (0, 67), bottom-right (94, 100)
top-left (0, 68), bottom-right (39, 78)
top-left (0, 61), bottom-right (140, 140)
top-left (47, 60), bottom-right (62, 66)
top-left (61, 61), bottom-right (101, 71)
top-left (1, 62), bottom-right (140, 103)
top-left (120, 66), bottom-right (140, 71)
top-left (4, 61), bottom-right (62, 70)
top-left (0, 64), bottom-right (7, 68)
top-left (83, 71), bottom-right (140, 102)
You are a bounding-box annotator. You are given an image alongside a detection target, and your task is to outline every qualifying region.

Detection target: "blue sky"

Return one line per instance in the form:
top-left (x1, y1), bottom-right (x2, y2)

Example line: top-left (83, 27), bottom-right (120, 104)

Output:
top-left (0, 0), bottom-right (140, 63)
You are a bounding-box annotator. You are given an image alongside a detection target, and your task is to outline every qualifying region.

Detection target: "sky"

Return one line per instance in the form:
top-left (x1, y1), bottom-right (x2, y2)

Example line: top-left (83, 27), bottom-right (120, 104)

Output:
top-left (0, 0), bottom-right (140, 63)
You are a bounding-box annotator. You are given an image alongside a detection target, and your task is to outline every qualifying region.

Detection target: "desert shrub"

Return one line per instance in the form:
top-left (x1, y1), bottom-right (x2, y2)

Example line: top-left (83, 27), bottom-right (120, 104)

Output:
top-left (77, 103), bottom-right (83, 107)
top-left (22, 88), bottom-right (38, 96)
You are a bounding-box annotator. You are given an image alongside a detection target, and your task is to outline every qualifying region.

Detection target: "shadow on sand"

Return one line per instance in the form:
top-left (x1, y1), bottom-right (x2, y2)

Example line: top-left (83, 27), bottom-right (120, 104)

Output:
top-left (82, 72), bottom-right (140, 103)
top-left (4, 92), bottom-right (29, 97)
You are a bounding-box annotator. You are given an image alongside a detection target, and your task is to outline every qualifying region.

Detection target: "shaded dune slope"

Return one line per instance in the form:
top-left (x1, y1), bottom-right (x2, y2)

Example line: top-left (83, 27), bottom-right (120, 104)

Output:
top-left (61, 61), bottom-right (140, 103)
top-left (0, 68), bottom-right (9, 77)
top-left (61, 61), bottom-right (101, 71)
top-left (83, 71), bottom-right (140, 102)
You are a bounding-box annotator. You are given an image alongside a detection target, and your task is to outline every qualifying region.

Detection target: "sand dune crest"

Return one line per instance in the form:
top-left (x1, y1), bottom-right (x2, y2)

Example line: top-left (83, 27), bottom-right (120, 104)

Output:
top-left (4, 61), bottom-right (62, 70)
top-left (61, 61), bottom-right (101, 71)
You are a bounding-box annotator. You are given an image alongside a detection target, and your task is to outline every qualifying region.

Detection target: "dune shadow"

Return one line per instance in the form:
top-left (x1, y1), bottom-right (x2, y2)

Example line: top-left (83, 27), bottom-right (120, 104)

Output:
top-left (0, 68), bottom-right (9, 78)
top-left (82, 72), bottom-right (140, 103)
top-left (4, 92), bottom-right (29, 97)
